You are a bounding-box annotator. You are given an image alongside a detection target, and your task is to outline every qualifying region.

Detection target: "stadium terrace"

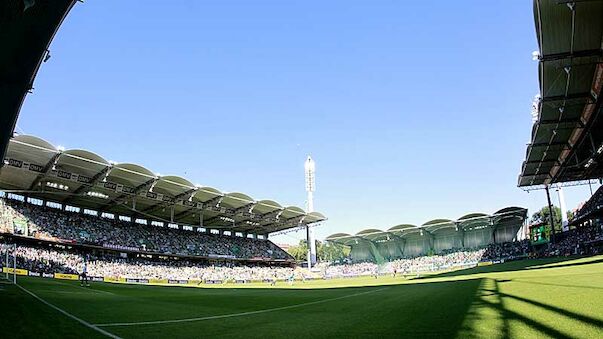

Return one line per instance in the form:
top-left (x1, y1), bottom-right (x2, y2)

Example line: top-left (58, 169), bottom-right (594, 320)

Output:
top-left (0, 135), bottom-right (326, 239)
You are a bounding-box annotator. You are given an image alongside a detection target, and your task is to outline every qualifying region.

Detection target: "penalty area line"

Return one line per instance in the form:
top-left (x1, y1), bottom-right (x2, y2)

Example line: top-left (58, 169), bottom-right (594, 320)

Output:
top-left (94, 286), bottom-right (389, 327)
top-left (15, 284), bottom-right (122, 339)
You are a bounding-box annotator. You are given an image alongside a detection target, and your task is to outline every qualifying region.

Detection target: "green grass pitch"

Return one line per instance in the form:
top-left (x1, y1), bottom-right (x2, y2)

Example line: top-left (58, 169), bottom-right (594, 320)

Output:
top-left (1, 256), bottom-right (603, 338)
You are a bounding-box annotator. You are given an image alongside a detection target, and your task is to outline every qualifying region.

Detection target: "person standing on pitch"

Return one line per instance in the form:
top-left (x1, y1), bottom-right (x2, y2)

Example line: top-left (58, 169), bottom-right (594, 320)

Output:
top-left (80, 255), bottom-right (90, 287)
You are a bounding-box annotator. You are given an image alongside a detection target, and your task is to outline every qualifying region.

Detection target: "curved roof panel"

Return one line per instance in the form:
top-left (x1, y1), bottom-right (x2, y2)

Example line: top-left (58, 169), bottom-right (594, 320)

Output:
top-left (192, 187), bottom-right (222, 202)
top-left (326, 233), bottom-right (352, 240)
top-left (12, 135), bottom-right (56, 151)
top-left (326, 233), bottom-right (358, 245)
top-left (388, 224), bottom-right (417, 232)
top-left (458, 213), bottom-right (488, 221)
top-left (356, 229), bottom-right (384, 236)
top-left (304, 211), bottom-right (327, 223)
top-left (6, 135), bottom-right (58, 167)
top-left (457, 213), bottom-right (490, 230)
top-left (494, 206), bottom-right (526, 216)
top-left (356, 228), bottom-right (393, 241)
top-left (493, 206), bottom-right (528, 224)
top-left (58, 149), bottom-right (110, 178)
top-left (153, 175), bottom-right (195, 197)
top-left (422, 219), bottom-right (455, 232)
top-left (281, 206), bottom-right (306, 219)
top-left (222, 192), bottom-right (254, 209)
top-left (252, 200), bottom-right (283, 214)
top-left (108, 163), bottom-right (156, 187)
top-left (422, 219), bottom-right (453, 226)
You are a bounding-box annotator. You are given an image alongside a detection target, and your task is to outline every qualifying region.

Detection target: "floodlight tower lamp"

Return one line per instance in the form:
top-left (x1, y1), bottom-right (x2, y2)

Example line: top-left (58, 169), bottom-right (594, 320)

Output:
top-left (531, 51), bottom-right (540, 61)
top-left (304, 156), bottom-right (317, 268)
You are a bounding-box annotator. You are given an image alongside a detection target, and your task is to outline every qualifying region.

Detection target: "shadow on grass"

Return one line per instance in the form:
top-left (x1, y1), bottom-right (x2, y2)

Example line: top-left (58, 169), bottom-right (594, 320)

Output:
top-left (457, 275), bottom-right (603, 339)
top-left (415, 256), bottom-right (603, 281)
top-left (458, 279), bottom-right (566, 339)
top-left (496, 288), bottom-right (603, 329)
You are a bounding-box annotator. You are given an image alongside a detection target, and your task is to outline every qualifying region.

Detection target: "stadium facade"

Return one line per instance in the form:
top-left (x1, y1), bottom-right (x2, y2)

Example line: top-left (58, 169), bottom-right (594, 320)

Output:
top-left (327, 207), bottom-right (527, 263)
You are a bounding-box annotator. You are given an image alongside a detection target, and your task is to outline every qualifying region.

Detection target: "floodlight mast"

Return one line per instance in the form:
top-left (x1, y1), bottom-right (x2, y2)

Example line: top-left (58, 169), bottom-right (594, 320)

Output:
top-left (304, 156), bottom-right (317, 268)
top-left (556, 187), bottom-right (568, 231)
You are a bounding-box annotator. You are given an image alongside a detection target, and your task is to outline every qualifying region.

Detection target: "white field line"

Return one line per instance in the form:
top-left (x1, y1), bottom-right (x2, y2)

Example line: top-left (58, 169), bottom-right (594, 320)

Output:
top-left (94, 287), bottom-right (389, 327)
top-left (15, 284), bottom-right (122, 339)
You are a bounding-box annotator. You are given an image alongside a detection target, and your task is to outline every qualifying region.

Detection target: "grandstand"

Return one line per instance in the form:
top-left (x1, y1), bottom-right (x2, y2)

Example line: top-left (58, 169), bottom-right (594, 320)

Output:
top-left (326, 207), bottom-right (527, 262)
top-left (0, 135), bottom-right (325, 241)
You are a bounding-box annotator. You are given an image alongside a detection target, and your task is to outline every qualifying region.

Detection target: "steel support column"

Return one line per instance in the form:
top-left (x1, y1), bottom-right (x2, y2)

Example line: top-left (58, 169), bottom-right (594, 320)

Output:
top-left (545, 185), bottom-right (556, 243)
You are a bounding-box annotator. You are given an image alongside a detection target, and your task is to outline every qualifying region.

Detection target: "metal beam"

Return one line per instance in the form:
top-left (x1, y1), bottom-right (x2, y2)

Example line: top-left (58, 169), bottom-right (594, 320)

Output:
top-left (528, 141), bottom-right (571, 148)
top-left (99, 177), bottom-right (158, 211)
top-left (27, 152), bottom-right (62, 191)
top-left (171, 195), bottom-right (224, 222)
top-left (537, 118), bottom-right (585, 128)
top-left (538, 49), bottom-right (602, 62)
top-left (230, 202), bottom-right (257, 224)
top-left (204, 215), bottom-right (233, 228)
top-left (140, 187), bottom-right (197, 214)
top-left (540, 92), bottom-right (594, 104)
top-left (62, 164), bottom-right (113, 204)
top-left (523, 159), bottom-right (561, 166)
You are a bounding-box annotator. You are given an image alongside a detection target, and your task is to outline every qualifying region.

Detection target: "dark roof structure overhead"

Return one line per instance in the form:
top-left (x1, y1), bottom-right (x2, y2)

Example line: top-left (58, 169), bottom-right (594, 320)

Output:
top-left (326, 207), bottom-right (527, 244)
top-left (0, 0), bottom-right (76, 164)
top-left (0, 135), bottom-right (326, 234)
top-left (518, 0), bottom-right (603, 187)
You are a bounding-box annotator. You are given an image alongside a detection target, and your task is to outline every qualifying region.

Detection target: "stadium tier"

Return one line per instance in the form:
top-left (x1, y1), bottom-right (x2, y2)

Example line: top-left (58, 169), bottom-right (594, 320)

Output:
top-left (518, 0), bottom-right (603, 187)
top-left (0, 135), bottom-right (325, 238)
top-left (571, 184), bottom-right (603, 226)
top-left (326, 207), bottom-right (528, 262)
top-left (0, 197), bottom-right (292, 262)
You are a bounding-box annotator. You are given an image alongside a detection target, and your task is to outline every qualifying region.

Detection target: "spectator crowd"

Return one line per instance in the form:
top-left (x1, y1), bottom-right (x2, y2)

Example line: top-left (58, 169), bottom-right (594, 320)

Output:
top-left (543, 225), bottom-right (602, 257)
top-left (0, 244), bottom-right (297, 282)
top-left (323, 241), bottom-right (534, 277)
top-left (482, 239), bottom-right (530, 261)
top-left (0, 199), bottom-right (290, 260)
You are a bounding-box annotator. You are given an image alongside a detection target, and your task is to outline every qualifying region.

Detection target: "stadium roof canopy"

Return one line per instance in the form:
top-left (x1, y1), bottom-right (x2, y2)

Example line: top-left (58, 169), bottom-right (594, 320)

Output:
top-left (0, 0), bottom-right (76, 164)
top-left (518, 0), bottom-right (603, 187)
top-left (326, 207), bottom-right (527, 244)
top-left (0, 135), bottom-right (326, 234)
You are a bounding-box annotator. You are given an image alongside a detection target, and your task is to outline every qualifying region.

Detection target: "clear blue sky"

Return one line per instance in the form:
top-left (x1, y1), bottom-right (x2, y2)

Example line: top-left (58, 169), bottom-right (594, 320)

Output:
top-left (17, 1), bottom-right (600, 245)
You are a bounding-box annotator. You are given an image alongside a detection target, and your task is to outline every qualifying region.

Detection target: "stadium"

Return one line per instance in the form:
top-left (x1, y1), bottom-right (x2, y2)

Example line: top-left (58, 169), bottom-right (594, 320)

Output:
top-left (1, 1), bottom-right (603, 338)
